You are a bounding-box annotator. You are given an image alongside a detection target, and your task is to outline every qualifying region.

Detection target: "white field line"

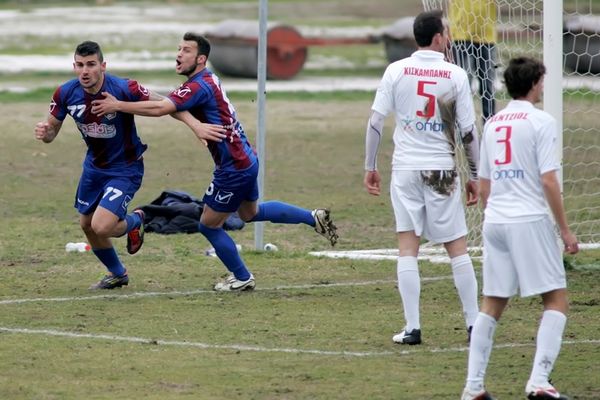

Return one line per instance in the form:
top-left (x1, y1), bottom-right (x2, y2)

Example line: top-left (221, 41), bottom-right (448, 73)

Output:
top-left (0, 276), bottom-right (451, 306)
top-left (310, 247), bottom-right (483, 264)
top-left (310, 243), bottom-right (600, 263)
top-left (0, 326), bottom-right (598, 358)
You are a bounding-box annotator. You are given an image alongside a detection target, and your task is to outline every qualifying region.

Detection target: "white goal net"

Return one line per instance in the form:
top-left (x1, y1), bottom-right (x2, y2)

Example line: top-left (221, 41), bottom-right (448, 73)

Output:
top-left (422, 0), bottom-right (600, 247)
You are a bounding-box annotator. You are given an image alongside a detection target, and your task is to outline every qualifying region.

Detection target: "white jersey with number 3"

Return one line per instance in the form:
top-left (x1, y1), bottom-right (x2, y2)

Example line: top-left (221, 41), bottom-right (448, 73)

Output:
top-left (371, 50), bottom-right (475, 171)
top-left (479, 100), bottom-right (559, 223)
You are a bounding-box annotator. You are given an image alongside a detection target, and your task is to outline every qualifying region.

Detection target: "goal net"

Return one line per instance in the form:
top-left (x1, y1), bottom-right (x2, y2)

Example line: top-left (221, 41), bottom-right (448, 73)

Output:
top-left (422, 0), bottom-right (600, 247)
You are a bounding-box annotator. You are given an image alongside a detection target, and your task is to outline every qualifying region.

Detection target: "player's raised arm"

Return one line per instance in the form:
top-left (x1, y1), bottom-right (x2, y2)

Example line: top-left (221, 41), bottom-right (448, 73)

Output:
top-left (34, 114), bottom-right (63, 143)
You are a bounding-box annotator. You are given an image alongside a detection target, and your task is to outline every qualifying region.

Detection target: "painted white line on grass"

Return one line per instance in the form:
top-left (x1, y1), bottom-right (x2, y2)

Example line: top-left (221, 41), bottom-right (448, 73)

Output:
top-left (0, 326), bottom-right (394, 357)
top-left (1, 326), bottom-right (598, 358)
top-left (0, 277), bottom-right (451, 306)
top-left (310, 247), bottom-right (483, 264)
top-left (310, 243), bottom-right (600, 263)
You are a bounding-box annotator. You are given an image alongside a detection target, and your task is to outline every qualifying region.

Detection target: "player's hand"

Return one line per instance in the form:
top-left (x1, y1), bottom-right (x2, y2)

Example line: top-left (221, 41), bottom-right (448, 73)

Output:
top-left (34, 121), bottom-right (51, 142)
top-left (192, 123), bottom-right (227, 145)
top-left (91, 92), bottom-right (119, 116)
top-left (465, 179), bottom-right (479, 206)
top-left (561, 229), bottom-right (579, 254)
top-left (364, 170), bottom-right (381, 196)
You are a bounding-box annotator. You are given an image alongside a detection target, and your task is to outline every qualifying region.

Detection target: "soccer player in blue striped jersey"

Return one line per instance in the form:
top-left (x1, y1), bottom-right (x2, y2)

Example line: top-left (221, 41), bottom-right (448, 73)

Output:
top-left (34, 41), bottom-right (198, 290)
top-left (91, 32), bottom-right (338, 291)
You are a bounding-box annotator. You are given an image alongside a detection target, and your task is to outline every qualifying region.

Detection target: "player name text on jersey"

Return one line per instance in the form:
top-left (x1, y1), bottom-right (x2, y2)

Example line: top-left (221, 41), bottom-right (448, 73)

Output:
top-left (489, 112), bottom-right (529, 123)
top-left (403, 67), bottom-right (452, 79)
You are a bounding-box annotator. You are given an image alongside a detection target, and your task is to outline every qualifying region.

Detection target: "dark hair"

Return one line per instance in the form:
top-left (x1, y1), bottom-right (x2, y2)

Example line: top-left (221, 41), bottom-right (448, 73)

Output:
top-left (75, 41), bottom-right (103, 62)
top-left (413, 10), bottom-right (445, 47)
top-left (183, 32), bottom-right (211, 58)
top-left (503, 57), bottom-right (546, 99)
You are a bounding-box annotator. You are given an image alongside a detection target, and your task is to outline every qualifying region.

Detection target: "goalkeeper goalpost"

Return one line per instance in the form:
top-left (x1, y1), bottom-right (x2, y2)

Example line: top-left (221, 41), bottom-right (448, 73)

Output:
top-left (422, 0), bottom-right (600, 247)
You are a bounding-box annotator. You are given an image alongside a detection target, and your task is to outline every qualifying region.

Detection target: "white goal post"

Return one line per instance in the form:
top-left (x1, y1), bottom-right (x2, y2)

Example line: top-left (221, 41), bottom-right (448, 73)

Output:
top-left (422, 0), bottom-right (600, 247)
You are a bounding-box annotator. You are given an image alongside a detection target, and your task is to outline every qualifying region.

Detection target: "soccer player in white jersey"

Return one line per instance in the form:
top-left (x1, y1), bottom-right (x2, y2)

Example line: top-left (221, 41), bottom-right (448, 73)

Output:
top-left (363, 10), bottom-right (480, 345)
top-left (461, 57), bottom-right (579, 400)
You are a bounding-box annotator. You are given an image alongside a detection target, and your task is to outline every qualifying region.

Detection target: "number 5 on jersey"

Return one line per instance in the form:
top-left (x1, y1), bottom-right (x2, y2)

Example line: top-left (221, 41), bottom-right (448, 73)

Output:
top-left (416, 80), bottom-right (436, 118)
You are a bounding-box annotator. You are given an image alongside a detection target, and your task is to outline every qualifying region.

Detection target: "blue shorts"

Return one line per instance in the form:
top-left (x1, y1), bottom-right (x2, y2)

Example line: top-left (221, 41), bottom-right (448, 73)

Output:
top-left (75, 160), bottom-right (144, 220)
top-left (203, 162), bottom-right (259, 213)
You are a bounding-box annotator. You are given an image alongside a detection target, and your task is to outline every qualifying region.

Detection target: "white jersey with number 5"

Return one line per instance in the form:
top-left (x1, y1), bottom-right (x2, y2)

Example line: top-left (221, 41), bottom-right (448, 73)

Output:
top-left (371, 50), bottom-right (475, 171)
top-left (479, 100), bottom-right (559, 223)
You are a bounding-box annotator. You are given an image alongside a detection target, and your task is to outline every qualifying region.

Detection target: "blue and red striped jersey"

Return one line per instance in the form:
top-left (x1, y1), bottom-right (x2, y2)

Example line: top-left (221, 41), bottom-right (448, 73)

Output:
top-left (50, 73), bottom-right (149, 169)
top-left (167, 68), bottom-right (257, 171)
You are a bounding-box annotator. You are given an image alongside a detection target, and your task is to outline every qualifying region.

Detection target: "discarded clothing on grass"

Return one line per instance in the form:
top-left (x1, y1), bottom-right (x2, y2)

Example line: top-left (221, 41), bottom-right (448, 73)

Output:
top-left (137, 190), bottom-right (245, 234)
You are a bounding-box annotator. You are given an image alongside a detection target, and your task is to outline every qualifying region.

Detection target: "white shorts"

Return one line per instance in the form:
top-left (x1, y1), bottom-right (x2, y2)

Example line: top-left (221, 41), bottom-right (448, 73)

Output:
top-left (482, 216), bottom-right (566, 298)
top-left (390, 170), bottom-right (467, 243)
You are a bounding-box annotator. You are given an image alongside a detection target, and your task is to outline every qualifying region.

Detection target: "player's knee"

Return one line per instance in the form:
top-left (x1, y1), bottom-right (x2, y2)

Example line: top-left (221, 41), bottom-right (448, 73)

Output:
top-left (237, 203), bottom-right (258, 222)
top-left (80, 219), bottom-right (93, 234)
top-left (198, 222), bottom-right (220, 235)
top-left (542, 289), bottom-right (569, 314)
top-left (90, 219), bottom-right (114, 237)
top-left (238, 210), bottom-right (256, 223)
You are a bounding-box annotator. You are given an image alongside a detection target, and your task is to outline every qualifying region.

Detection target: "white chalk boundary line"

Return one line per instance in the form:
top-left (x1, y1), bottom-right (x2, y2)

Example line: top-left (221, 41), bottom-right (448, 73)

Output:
top-left (0, 276), bottom-right (451, 306)
top-left (1, 326), bottom-right (598, 358)
top-left (310, 243), bottom-right (600, 263)
top-left (310, 247), bottom-right (483, 264)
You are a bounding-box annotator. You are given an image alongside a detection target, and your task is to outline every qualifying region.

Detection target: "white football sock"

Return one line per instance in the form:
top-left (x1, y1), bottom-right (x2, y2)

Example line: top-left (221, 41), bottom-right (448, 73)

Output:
top-left (465, 312), bottom-right (497, 392)
top-left (396, 256), bottom-right (420, 331)
top-left (451, 254), bottom-right (479, 328)
top-left (529, 310), bottom-right (567, 386)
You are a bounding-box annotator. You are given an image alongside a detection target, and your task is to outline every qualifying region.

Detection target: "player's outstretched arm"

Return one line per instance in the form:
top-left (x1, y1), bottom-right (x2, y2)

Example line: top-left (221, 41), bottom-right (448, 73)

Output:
top-left (172, 111), bottom-right (227, 145)
top-left (34, 115), bottom-right (62, 143)
top-left (91, 92), bottom-right (176, 117)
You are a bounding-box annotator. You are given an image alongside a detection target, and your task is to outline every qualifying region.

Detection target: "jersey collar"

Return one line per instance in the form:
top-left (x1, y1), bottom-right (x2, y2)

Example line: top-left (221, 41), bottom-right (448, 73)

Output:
top-left (412, 50), bottom-right (445, 61)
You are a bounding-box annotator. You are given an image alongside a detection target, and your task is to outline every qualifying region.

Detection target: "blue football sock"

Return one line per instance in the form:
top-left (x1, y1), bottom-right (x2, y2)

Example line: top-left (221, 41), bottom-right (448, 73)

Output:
top-left (92, 247), bottom-right (126, 276)
top-left (125, 211), bottom-right (142, 233)
top-left (198, 223), bottom-right (250, 280)
top-left (250, 201), bottom-right (314, 226)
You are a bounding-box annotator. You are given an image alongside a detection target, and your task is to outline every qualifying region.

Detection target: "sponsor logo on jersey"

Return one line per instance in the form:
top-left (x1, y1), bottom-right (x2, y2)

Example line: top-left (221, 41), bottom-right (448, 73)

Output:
top-left (174, 85), bottom-right (192, 98)
top-left (137, 83), bottom-right (149, 97)
top-left (415, 120), bottom-right (445, 132)
top-left (493, 169), bottom-right (525, 180)
top-left (401, 117), bottom-right (445, 133)
top-left (49, 99), bottom-right (57, 113)
top-left (76, 121), bottom-right (117, 138)
top-left (104, 112), bottom-right (117, 121)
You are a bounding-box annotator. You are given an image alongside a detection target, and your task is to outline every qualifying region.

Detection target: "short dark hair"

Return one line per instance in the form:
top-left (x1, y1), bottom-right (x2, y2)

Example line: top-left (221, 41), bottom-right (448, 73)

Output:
top-left (413, 10), bottom-right (445, 47)
top-left (75, 41), bottom-right (103, 62)
top-left (503, 57), bottom-right (546, 99)
top-left (183, 32), bottom-right (211, 58)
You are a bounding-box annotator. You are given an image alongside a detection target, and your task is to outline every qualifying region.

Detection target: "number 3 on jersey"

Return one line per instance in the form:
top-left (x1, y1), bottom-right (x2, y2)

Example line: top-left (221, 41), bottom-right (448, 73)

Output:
top-left (494, 125), bottom-right (512, 165)
top-left (416, 80), bottom-right (436, 118)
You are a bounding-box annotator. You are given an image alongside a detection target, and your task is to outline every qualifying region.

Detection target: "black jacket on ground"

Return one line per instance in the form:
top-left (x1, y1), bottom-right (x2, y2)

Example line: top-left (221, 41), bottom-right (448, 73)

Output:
top-left (138, 190), bottom-right (245, 234)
